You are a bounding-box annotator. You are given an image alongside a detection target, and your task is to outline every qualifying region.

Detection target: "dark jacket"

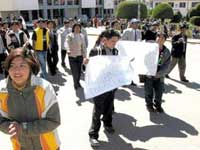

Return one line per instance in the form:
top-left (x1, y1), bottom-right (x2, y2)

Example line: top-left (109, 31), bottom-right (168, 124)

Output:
top-left (7, 31), bottom-right (25, 49)
top-left (171, 33), bottom-right (187, 58)
top-left (89, 45), bottom-right (118, 57)
top-left (156, 45), bottom-right (171, 77)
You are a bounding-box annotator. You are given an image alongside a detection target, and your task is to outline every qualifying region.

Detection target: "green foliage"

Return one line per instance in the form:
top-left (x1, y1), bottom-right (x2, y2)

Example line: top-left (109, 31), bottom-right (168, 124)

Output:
top-left (171, 11), bottom-right (182, 23)
top-left (190, 16), bottom-right (200, 26)
top-left (148, 9), bottom-right (153, 17)
top-left (152, 3), bottom-right (173, 19)
top-left (187, 3), bottom-right (200, 18)
top-left (190, 9), bottom-right (200, 17)
top-left (115, 1), bottom-right (148, 19)
top-left (195, 3), bottom-right (200, 10)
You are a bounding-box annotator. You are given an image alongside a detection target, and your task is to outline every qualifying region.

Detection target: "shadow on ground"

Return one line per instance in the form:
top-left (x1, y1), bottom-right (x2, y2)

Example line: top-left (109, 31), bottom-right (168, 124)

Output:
top-left (75, 87), bottom-right (93, 106)
top-left (96, 112), bottom-right (198, 149)
top-left (164, 83), bottom-right (182, 94)
top-left (48, 71), bottom-right (67, 94)
top-left (167, 78), bottom-right (200, 91)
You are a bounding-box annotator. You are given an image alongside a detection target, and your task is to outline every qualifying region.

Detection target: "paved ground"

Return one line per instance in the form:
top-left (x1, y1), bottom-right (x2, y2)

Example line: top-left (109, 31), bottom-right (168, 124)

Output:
top-left (0, 28), bottom-right (200, 150)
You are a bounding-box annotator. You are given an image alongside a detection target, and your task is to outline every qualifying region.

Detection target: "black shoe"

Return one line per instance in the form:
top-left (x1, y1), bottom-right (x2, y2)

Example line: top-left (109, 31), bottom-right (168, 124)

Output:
top-left (50, 71), bottom-right (56, 76)
top-left (89, 138), bottom-right (100, 147)
top-left (77, 83), bottom-right (82, 88)
top-left (146, 105), bottom-right (155, 112)
top-left (181, 78), bottom-right (189, 82)
top-left (165, 75), bottom-right (170, 78)
top-left (155, 106), bottom-right (164, 113)
top-left (104, 126), bottom-right (115, 134)
top-left (131, 81), bottom-right (137, 86)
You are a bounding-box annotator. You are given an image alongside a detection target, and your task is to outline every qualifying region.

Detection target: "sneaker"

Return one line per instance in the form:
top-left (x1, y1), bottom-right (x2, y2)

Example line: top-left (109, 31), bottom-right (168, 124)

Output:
top-left (104, 126), bottom-right (115, 134)
top-left (89, 138), bottom-right (100, 147)
top-left (146, 105), bottom-right (155, 112)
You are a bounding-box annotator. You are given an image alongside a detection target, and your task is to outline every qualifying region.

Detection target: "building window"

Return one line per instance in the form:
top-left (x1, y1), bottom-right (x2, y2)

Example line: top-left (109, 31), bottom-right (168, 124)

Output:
top-left (48, 10), bottom-right (51, 19)
top-left (47, 0), bottom-right (52, 5)
top-left (32, 10), bottom-right (38, 20)
top-left (179, 2), bottom-right (186, 8)
top-left (67, 0), bottom-right (73, 5)
top-left (53, 0), bottom-right (59, 5)
top-left (168, 2), bottom-right (174, 8)
top-left (96, 0), bottom-right (103, 5)
top-left (74, 0), bottom-right (79, 5)
top-left (39, 0), bottom-right (43, 5)
top-left (192, 2), bottom-right (200, 7)
top-left (60, 0), bottom-right (65, 5)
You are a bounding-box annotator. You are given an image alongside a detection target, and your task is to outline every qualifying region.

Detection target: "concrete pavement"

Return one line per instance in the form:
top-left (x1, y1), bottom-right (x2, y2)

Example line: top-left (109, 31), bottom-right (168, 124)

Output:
top-left (0, 28), bottom-right (200, 150)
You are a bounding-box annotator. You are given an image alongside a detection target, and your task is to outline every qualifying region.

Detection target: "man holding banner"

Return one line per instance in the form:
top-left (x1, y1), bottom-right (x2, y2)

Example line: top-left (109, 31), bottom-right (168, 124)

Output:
top-left (84, 29), bottom-right (121, 147)
top-left (144, 32), bottom-right (171, 113)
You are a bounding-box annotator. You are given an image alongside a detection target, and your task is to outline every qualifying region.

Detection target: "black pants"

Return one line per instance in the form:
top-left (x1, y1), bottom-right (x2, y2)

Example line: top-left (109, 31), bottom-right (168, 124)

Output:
top-left (89, 90), bottom-right (115, 139)
top-left (144, 77), bottom-right (164, 107)
top-left (68, 56), bottom-right (83, 88)
top-left (47, 49), bottom-right (59, 75)
top-left (61, 49), bottom-right (67, 65)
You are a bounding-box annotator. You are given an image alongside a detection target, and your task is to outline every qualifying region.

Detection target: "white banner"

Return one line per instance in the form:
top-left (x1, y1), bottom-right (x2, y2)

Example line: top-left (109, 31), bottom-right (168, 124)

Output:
top-left (104, 0), bottom-right (114, 9)
top-left (84, 56), bottom-right (133, 99)
top-left (84, 41), bottom-right (159, 99)
top-left (81, 0), bottom-right (96, 8)
top-left (116, 41), bottom-right (159, 76)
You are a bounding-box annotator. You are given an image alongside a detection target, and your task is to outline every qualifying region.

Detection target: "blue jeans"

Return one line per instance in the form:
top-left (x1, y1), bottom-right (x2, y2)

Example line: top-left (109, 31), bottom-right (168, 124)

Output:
top-left (36, 51), bottom-right (47, 79)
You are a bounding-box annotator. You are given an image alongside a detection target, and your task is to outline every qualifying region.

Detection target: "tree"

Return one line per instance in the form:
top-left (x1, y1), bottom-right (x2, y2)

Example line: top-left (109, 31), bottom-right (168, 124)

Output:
top-left (190, 16), bottom-right (200, 26)
top-left (115, 1), bottom-right (147, 19)
top-left (152, 3), bottom-right (173, 20)
top-left (188, 3), bottom-right (200, 18)
top-left (171, 11), bottom-right (182, 23)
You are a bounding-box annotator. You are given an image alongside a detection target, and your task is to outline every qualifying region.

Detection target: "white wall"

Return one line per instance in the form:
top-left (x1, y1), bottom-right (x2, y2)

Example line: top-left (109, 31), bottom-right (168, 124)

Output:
top-left (0, 0), bottom-right (39, 11)
top-left (81, 0), bottom-right (96, 8)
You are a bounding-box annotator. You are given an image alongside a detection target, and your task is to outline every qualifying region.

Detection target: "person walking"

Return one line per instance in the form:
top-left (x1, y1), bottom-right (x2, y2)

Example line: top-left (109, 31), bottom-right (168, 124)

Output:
top-left (32, 18), bottom-right (50, 79)
top-left (58, 19), bottom-right (72, 68)
top-left (166, 23), bottom-right (189, 82)
top-left (0, 48), bottom-right (61, 150)
top-left (47, 20), bottom-right (59, 76)
top-left (65, 23), bottom-right (86, 90)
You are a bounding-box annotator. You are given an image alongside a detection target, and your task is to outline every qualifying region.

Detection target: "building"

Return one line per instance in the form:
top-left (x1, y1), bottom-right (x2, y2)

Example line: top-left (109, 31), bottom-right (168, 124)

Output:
top-left (0, 0), bottom-right (119, 22)
top-left (149, 0), bottom-right (200, 16)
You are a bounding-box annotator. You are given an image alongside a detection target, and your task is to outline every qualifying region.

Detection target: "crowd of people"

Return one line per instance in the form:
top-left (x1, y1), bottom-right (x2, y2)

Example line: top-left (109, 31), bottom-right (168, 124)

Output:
top-left (0, 15), bottom-right (192, 148)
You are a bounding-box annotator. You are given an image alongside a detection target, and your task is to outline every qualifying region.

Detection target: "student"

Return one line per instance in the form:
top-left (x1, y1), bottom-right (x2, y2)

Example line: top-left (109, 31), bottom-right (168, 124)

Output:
top-left (84, 29), bottom-right (121, 147)
top-left (144, 32), bottom-right (171, 113)
top-left (0, 48), bottom-right (61, 150)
